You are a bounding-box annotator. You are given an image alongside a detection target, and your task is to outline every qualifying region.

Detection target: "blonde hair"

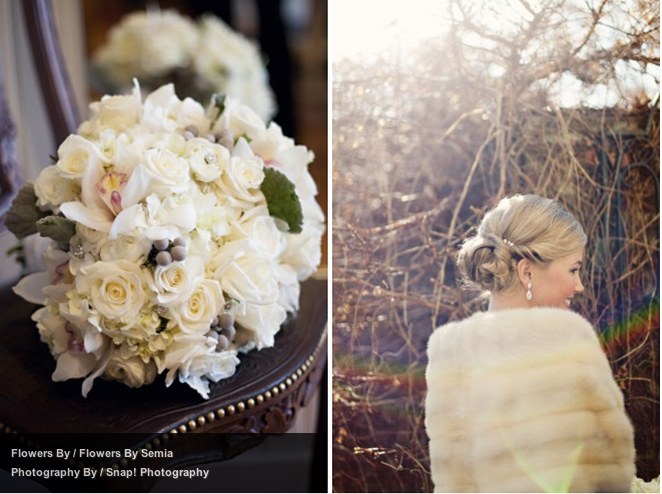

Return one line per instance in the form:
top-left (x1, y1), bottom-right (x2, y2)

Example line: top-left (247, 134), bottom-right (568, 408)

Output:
top-left (457, 194), bottom-right (586, 294)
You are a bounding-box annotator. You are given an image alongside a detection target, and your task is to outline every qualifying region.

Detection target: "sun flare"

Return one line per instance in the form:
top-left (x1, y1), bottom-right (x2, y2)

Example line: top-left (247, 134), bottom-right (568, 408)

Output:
top-left (332, 0), bottom-right (448, 61)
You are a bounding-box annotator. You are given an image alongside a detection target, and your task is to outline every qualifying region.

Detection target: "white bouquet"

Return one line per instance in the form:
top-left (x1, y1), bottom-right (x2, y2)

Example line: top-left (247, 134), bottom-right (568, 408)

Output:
top-left (6, 82), bottom-right (324, 399)
top-left (93, 9), bottom-right (276, 121)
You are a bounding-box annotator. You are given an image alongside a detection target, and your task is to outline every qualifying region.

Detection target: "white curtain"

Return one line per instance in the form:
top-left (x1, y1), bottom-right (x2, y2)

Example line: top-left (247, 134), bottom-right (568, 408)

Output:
top-left (0, 0), bottom-right (88, 288)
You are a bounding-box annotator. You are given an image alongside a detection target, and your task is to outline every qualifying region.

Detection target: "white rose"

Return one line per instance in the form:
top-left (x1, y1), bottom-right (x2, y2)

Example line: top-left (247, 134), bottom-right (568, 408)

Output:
top-left (143, 193), bottom-right (197, 240)
top-left (212, 239), bottom-right (279, 304)
top-left (143, 147), bottom-right (190, 190)
top-left (281, 230), bottom-right (323, 280)
top-left (100, 235), bottom-right (151, 263)
top-left (229, 206), bottom-right (283, 256)
top-left (185, 137), bottom-right (229, 182)
top-left (175, 278), bottom-right (224, 333)
top-left (92, 93), bottom-right (141, 130)
top-left (76, 260), bottom-right (147, 325)
top-left (276, 263), bottom-right (300, 313)
top-left (141, 84), bottom-right (207, 133)
top-left (234, 303), bottom-right (286, 350)
top-left (121, 148), bottom-right (189, 206)
top-left (212, 98), bottom-right (266, 142)
top-left (217, 140), bottom-right (264, 203)
top-left (104, 350), bottom-right (157, 388)
top-left (149, 255), bottom-right (203, 308)
top-left (163, 334), bottom-right (240, 398)
top-left (34, 165), bottom-right (79, 210)
top-left (56, 135), bottom-right (107, 179)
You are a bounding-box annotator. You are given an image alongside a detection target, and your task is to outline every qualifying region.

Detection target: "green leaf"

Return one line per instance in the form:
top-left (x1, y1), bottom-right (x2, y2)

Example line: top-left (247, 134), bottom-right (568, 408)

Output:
top-left (260, 167), bottom-right (303, 234)
top-left (211, 93), bottom-right (226, 123)
top-left (4, 182), bottom-right (48, 239)
top-left (36, 216), bottom-right (76, 244)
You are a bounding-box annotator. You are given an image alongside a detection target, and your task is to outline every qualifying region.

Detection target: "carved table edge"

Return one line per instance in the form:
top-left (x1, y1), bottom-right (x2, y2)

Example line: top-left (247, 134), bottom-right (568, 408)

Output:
top-left (0, 324), bottom-right (328, 472)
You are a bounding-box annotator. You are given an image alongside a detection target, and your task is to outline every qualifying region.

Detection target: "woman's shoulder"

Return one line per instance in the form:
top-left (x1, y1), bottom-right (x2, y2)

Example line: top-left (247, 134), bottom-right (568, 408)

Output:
top-left (428, 307), bottom-right (599, 353)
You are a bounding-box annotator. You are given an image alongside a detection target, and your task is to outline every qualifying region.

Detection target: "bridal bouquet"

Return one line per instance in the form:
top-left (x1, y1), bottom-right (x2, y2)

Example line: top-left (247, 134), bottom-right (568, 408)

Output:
top-left (6, 82), bottom-right (324, 399)
top-left (92, 9), bottom-right (276, 121)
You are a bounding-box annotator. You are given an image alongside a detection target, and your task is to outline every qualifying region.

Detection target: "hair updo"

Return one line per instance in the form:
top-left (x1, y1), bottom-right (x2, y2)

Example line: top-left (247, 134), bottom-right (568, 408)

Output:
top-left (456, 194), bottom-right (586, 294)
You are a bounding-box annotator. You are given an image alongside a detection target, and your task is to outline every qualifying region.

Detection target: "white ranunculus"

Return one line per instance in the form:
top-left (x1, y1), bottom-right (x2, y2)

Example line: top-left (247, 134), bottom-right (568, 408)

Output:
top-left (99, 235), bottom-right (151, 263)
top-left (185, 137), bottom-right (229, 182)
top-left (76, 260), bottom-right (147, 325)
top-left (34, 166), bottom-right (79, 210)
top-left (149, 255), bottom-right (203, 308)
top-left (175, 278), bottom-right (224, 333)
top-left (104, 350), bottom-right (157, 388)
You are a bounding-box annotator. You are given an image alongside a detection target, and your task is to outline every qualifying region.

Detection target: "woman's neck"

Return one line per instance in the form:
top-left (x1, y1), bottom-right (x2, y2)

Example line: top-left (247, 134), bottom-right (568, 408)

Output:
top-left (488, 291), bottom-right (530, 312)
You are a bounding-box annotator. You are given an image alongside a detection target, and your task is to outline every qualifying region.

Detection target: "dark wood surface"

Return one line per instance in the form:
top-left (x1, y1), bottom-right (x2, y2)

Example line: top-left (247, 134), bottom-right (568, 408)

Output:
top-left (0, 277), bottom-right (327, 435)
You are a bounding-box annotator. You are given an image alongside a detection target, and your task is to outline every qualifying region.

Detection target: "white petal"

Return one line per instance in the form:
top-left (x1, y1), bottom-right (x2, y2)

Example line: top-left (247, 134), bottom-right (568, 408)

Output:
top-left (52, 351), bottom-right (97, 381)
top-left (13, 272), bottom-right (50, 304)
top-left (109, 204), bottom-right (146, 239)
top-left (60, 201), bottom-right (112, 231)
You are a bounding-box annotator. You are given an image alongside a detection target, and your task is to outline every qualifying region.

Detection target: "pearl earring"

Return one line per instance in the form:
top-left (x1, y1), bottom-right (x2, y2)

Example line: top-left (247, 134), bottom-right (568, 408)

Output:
top-left (526, 281), bottom-right (533, 301)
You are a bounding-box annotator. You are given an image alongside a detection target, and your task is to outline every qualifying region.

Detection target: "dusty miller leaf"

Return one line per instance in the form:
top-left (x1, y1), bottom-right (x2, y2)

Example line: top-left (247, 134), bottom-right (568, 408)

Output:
top-left (4, 182), bottom-right (48, 239)
top-left (36, 216), bottom-right (76, 244)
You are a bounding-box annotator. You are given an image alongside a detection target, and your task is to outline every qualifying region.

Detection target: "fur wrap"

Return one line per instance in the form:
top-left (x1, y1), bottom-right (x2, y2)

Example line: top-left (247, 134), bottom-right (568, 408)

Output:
top-left (425, 308), bottom-right (636, 492)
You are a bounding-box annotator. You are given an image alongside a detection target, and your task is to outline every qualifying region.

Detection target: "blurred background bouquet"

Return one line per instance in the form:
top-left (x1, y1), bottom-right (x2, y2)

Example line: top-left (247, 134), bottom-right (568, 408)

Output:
top-left (91, 8), bottom-right (276, 121)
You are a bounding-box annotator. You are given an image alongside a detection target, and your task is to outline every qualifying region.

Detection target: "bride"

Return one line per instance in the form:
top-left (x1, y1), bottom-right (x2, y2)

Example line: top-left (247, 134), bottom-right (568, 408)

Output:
top-left (425, 194), bottom-right (635, 492)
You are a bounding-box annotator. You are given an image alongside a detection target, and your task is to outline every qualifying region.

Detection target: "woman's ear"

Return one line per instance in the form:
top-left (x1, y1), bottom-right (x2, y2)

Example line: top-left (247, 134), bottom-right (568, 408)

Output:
top-left (515, 258), bottom-right (532, 288)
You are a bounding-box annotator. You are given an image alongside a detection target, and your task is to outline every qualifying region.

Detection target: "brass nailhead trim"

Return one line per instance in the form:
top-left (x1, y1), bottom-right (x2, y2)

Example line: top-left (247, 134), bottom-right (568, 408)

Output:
top-left (2, 328), bottom-right (328, 461)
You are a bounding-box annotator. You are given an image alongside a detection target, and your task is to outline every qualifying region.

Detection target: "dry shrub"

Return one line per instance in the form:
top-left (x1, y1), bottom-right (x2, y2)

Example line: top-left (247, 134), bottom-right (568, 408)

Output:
top-left (332, 1), bottom-right (659, 491)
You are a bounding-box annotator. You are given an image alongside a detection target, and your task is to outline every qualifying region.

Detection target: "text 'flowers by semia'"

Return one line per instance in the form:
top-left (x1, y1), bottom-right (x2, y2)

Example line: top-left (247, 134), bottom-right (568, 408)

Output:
top-left (6, 82), bottom-right (324, 399)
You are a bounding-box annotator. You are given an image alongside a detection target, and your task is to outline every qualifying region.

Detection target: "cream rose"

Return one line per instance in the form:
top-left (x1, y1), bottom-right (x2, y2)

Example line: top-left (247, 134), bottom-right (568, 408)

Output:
top-left (56, 135), bottom-right (107, 179)
top-left (175, 278), bottom-right (224, 333)
top-left (76, 260), bottom-right (147, 325)
top-left (148, 255), bottom-right (202, 308)
top-left (34, 165), bottom-right (79, 210)
top-left (91, 93), bottom-right (141, 131)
